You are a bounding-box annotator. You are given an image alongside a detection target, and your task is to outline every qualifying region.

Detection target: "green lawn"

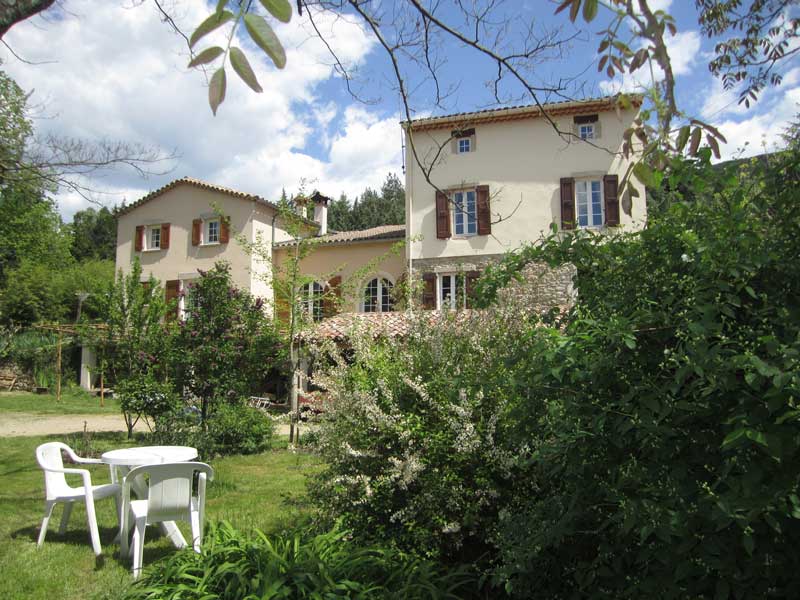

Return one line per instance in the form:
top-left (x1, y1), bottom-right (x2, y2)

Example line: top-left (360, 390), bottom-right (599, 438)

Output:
top-left (0, 390), bottom-right (121, 414)
top-left (0, 432), bottom-right (322, 600)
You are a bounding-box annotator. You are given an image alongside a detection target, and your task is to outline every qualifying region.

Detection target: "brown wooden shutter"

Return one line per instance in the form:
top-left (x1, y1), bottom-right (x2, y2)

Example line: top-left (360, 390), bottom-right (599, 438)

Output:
top-left (465, 270), bottom-right (480, 309)
top-left (220, 217), bottom-right (230, 243)
top-left (422, 272), bottom-right (436, 310)
top-left (476, 185), bottom-right (491, 235)
top-left (135, 225), bottom-right (144, 251)
top-left (560, 178), bottom-right (575, 230)
top-left (160, 223), bottom-right (170, 249)
top-left (165, 280), bottom-right (180, 320)
top-left (192, 219), bottom-right (201, 246)
top-left (435, 190), bottom-right (451, 239)
top-left (603, 174), bottom-right (620, 226)
top-left (323, 275), bottom-right (342, 317)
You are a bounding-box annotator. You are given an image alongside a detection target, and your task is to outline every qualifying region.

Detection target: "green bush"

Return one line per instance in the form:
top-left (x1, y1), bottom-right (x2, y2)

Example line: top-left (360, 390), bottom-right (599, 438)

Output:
top-left (153, 403), bottom-right (274, 458)
top-left (310, 150), bottom-right (800, 598)
top-left (206, 403), bottom-right (274, 456)
top-left (123, 522), bottom-right (477, 600)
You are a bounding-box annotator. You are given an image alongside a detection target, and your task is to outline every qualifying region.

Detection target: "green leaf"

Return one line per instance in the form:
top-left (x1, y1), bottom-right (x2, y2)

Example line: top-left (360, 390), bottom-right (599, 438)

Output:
top-left (675, 125), bottom-right (691, 151)
top-left (209, 67), bottom-right (227, 116)
top-left (260, 0), bottom-right (292, 23)
top-left (633, 162), bottom-right (656, 187)
top-left (721, 427), bottom-right (747, 450)
top-left (229, 47), bottom-right (263, 93)
top-left (190, 10), bottom-right (235, 48)
top-left (243, 13), bottom-right (287, 69)
top-left (582, 0), bottom-right (598, 22)
top-left (742, 532), bottom-right (754, 556)
top-left (188, 46), bottom-right (224, 68)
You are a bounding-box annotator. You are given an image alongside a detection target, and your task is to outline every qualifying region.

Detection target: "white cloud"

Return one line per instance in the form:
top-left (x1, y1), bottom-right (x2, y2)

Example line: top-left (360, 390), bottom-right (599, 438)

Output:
top-left (714, 84), bottom-right (800, 161)
top-left (0, 1), bottom-right (396, 219)
top-left (599, 30), bottom-right (701, 95)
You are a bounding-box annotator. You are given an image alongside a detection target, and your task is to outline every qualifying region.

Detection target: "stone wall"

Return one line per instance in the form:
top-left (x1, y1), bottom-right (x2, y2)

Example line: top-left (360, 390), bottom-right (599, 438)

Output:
top-left (412, 255), bottom-right (576, 311)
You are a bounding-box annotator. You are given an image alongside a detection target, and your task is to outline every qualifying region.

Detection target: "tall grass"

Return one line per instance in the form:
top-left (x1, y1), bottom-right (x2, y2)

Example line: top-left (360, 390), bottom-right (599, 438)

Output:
top-left (125, 522), bottom-right (479, 600)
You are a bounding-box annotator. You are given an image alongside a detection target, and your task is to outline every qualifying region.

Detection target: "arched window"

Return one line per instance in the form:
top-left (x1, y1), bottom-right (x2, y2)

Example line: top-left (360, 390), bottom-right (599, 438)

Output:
top-left (302, 281), bottom-right (324, 322)
top-left (362, 278), bottom-right (394, 313)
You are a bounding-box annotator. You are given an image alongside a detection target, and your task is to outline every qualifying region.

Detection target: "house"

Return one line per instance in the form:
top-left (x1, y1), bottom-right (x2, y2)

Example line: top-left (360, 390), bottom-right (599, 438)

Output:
top-left (115, 177), bottom-right (319, 316)
top-left (271, 223), bottom-right (406, 320)
top-left (114, 177), bottom-right (405, 322)
top-left (403, 95), bottom-right (646, 310)
top-left (114, 95), bottom-right (644, 325)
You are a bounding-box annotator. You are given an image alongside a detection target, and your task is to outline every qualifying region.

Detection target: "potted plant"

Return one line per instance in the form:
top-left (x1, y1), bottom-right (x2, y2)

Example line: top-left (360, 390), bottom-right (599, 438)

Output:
top-left (33, 367), bottom-right (52, 394)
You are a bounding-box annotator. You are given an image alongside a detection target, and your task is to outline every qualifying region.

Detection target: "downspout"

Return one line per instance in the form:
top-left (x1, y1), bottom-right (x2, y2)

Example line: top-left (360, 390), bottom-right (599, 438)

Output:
top-left (405, 125), bottom-right (414, 314)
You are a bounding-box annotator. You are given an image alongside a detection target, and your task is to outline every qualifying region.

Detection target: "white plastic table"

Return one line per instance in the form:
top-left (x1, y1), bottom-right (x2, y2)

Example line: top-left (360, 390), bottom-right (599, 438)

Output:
top-left (101, 446), bottom-right (198, 549)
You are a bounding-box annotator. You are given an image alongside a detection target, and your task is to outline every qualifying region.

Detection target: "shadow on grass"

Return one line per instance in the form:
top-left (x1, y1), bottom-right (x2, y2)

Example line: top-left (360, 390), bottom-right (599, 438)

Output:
top-left (12, 522), bottom-right (181, 572)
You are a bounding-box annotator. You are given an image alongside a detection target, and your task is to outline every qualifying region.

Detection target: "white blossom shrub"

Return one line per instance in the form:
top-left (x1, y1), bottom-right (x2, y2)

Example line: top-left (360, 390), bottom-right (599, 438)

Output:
top-left (308, 306), bottom-right (559, 564)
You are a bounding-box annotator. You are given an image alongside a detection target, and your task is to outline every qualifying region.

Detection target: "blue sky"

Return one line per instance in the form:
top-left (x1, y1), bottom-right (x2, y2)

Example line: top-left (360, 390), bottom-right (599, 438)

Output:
top-left (0, 0), bottom-right (797, 220)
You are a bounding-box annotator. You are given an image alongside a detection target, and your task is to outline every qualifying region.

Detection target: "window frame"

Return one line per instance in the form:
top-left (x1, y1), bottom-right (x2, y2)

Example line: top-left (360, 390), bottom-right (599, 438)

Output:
top-left (457, 137), bottom-right (471, 153)
top-left (437, 272), bottom-right (465, 310)
top-left (145, 225), bottom-right (161, 251)
top-left (578, 123), bottom-right (595, 140)
top-left (451, 189), bottom-right (478, 237)
top-left (575, 178), bottom-right (604, 228)
top-left (301, 281), bottom-right (325, 322)
top-left (361, 277), bottom-right (395, 313)
top-left (204, 218), bottom-right (220, 245)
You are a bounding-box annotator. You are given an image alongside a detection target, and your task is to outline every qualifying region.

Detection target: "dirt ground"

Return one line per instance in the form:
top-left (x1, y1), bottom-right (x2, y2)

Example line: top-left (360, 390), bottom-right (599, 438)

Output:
top-left (0, 412), bottom-right (144, 437)
top-left (0, 413), bottom-right (294, 437)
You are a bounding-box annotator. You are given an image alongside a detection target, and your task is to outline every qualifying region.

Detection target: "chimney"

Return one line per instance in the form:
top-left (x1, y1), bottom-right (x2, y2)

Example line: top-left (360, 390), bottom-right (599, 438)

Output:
top-left (311, 191), bottom-right (330, 236)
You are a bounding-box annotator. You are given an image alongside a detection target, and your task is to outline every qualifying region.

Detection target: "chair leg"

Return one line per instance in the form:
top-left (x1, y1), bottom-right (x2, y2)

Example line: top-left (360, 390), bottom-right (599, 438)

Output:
top-left (37, 501), bottom-right (56, 547)
top-left (58, 502), bottom-right (74, 535)
top-left (190, 507), bottom-right (201, 553)
top-left (84, 493), bottom-right (102, 556)
top-left (132, 518), bottom-right (147, 579)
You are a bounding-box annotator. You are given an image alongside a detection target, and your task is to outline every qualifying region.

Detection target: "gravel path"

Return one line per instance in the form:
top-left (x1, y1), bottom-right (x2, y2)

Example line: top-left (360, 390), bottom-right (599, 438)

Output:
top-left (0, 412), bottom-right (294, 437)
top-left (0, 412), bottom-right (142, 437)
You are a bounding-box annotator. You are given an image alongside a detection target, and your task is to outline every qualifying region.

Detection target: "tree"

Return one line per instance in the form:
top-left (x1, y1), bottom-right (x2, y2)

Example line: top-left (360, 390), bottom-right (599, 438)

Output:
top-left (327, 174), bottom-right (405, 231)
top-left (70, 206), bottom-right (117, 262)
top-left (92, 259), bottom-right (169, 437)
top-left (172, 262), bottom-right (283, 428)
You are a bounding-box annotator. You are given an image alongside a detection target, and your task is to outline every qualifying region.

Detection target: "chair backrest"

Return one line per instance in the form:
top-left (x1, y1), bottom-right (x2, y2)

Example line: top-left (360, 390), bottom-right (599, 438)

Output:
top-left (125, 462), bottom-right (214, 523)
top-left (35, 442), bottom-right (74, 500)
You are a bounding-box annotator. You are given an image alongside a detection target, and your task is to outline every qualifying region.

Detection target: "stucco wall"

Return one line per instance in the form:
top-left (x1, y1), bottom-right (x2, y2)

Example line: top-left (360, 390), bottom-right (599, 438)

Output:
top-left (404, 108), bottom-right (647, 262)
top-left (272, 239), bottom-right (406, 312)
top-left (116, 184), bottom-right (279, 294)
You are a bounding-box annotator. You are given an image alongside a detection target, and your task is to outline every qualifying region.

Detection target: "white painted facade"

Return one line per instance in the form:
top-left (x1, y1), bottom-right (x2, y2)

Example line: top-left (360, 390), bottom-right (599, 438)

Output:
top-left (403, 98), bottom-right (647, 265)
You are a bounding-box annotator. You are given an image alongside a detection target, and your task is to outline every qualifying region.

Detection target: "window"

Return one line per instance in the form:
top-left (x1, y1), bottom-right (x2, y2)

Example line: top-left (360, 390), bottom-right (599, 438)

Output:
top-left (458, 137), bottom-right (471, 153)
top-left (362, 278), bottom-right (394, 313)
top-left (453, 190), bottom-right (477, 236)
top-left (147, 226), bottom-right (161, 250)
top-left (579, 123), bottom-right (595, 140)
top-left (576, 179), bottom-right (604, 228)
top-left (205, 219), bottom-right (220, 244)
top-left (302, 282), bottom-right (324, 322)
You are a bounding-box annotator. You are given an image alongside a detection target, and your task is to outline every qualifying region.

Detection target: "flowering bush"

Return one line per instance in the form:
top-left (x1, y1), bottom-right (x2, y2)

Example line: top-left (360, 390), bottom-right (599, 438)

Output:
top-left (308, 308), bottom-right (546, 566)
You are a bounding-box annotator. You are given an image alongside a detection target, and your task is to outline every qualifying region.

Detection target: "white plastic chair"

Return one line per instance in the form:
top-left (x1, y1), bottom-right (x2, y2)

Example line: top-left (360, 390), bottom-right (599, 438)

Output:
top-left (120, 461), bottom-right (214, 579)
top-left (35, 442), bottom-right (121, 556)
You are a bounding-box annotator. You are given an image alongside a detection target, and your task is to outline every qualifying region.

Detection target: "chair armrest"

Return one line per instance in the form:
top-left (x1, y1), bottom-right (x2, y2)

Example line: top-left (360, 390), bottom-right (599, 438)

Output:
top-left (42, 465), bottom-right (93, 489)
top-left (62, 446), bottom-right (102, 464)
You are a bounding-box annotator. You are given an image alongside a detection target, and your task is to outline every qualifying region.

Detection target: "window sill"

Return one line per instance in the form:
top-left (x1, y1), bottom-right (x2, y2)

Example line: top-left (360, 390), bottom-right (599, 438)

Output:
top-left (200, 241), bottom-right (221, 247)
top-left (141, 248), bottom-right (163, 253)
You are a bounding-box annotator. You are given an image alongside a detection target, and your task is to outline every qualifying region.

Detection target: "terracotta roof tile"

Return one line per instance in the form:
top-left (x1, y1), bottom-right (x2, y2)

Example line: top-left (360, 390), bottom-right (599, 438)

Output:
top-left (117, 177), bottom-right (317, 226)
top-left (274, 224), bottom-right (405, 248)
top-left (406, 94), bottom-right (643, 131)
